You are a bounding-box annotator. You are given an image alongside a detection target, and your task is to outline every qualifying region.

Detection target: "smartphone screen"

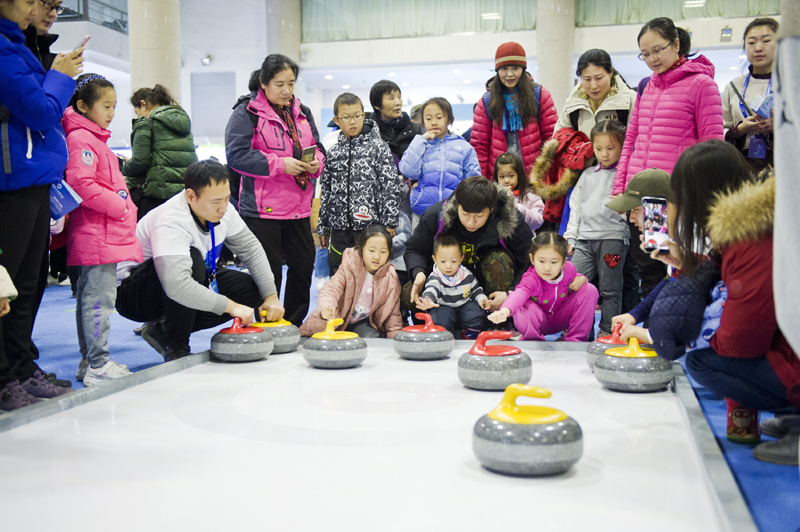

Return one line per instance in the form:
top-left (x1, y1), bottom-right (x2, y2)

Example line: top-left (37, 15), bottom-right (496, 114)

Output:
top-left (300, 146), bottom-right (316, 162)
top-left (642, 196), bottom-right (669, 252)
top-left (74, 35), bottom-right (91, 51)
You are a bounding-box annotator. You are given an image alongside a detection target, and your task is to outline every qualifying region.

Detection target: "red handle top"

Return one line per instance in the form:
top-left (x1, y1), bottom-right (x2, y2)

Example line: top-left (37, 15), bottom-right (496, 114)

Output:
top-left (220, 317), bottom-right (264, 334)
top-left (597, 322), bottom-right (624, 344)
top-left (402, 313), bottom-right (446, 333)
top-left (468, 330), bottom-right (521, 356)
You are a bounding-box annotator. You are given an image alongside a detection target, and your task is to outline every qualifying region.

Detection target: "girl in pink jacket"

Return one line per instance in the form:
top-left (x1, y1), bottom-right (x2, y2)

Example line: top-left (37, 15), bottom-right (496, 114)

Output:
top-left (63, 75), bottom-right (142, 386)
top-left (493, 152), bottom-right (544, 234)
top-left (488, 232), bottom-right (598, 341)
top-left (613, 17), bottom-right (724, 195)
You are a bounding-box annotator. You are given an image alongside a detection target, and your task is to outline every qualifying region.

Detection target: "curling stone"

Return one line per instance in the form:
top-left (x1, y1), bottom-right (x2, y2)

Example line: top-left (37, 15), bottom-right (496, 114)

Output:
top-left (210, 318), bottom-right (273, 362)
top-left (586, 322), bottom-right (626, 369)
top-left (252, 314), bottom-right (301, 353)
top-left (473, 383), bottom-right (583, 476)
top-left (458, 331), bottom-right (532, 391)
top-left (593, 337), bottom-right (673, 392)
top-left (393, 313), bottom-right (454, 360)
top-left (302, 318), bottom-right (368, 369)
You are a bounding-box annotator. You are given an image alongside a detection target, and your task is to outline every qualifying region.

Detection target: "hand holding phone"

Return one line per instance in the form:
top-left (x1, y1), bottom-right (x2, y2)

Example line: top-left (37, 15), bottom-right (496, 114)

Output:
top-left (641, 196), bottom-right (669, 252)
top-left (300, 146), bottom-right (316, 163)
top-left (74, 35), bottom-right (91, 52)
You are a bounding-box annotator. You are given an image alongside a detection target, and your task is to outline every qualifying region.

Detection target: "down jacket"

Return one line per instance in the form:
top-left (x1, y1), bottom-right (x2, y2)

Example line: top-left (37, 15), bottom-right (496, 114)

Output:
top-left (0, 18), bottom-right (74, 192)
top-left (554, 74), bottom-right (636, 136)
top-left (399, 133), bottom-right (481, 216)
top-left (470, 79), bottom-right (559, 181)
top-left (651, 174), bottom-right (800, 407)
top-left (613, 56), bottom-right (724, 195)
top-left (62, 108), bottom-right (142, 266)
top-left (317, 119), bottom-right (401, 235)
top-left (299, 247), bottom-right (403, 338)
top-left (225, 90), bottom-right (325, 220)
top-left (123, 105), bottom-right (198, 200)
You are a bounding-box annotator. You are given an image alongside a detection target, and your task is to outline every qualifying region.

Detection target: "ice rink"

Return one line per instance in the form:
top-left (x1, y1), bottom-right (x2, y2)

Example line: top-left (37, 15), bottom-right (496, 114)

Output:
top-left (0, 340), bottom-right (736, 531)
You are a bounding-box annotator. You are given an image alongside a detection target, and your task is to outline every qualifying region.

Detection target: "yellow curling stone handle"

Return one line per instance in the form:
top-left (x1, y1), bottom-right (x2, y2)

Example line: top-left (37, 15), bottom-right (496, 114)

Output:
top-left (604, 337), bottom-right (657, 358)
top-left (253, 312), bottom-right (294, 328)
top-left (487, 383), bottom-right (568, 424)
top-left (311, 318), bottom-right (359, 340)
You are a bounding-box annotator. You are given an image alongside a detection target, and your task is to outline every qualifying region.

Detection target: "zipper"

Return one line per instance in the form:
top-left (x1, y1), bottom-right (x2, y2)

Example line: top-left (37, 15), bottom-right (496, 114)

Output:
top-left (26, 128), bottom-right (33, 159)
top-left (548, 284), bottom-right (557, 314)
top-left (346, 137), bottom-right (352, 230)
top-left (438, 139), bottom-right (444, 202)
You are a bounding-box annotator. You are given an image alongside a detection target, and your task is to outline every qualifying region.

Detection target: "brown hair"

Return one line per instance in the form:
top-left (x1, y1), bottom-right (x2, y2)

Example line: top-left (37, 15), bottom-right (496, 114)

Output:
top-left (130, 84), bottom-right (179, 109)
top-left (493, 152), bottom-right (532, 199)
top-left (590, 119), bottom-right (626, 146)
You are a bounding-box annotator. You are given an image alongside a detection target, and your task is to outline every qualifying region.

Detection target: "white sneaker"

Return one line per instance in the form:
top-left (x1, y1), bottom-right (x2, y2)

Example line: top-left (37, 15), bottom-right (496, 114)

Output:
top-left (83, 361), bottom-right (131, 386)
top-left (58, 277), bottom-right (71, 286)
top-left (75, 359), bottom-right (89, 382)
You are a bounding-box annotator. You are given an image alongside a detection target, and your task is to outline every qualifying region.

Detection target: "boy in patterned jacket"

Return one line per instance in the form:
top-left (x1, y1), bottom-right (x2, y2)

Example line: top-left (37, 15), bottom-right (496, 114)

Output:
top-left (318, 93), bottom-right (402, 274)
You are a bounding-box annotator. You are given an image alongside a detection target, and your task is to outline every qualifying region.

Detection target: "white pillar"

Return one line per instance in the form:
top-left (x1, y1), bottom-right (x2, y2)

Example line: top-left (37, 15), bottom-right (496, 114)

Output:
top-left (128, 0), bottom-right (182, 102)
top-left (536, 0), bottom-right (575, 112)
top-left (266, 0), bottom-right (301, 62)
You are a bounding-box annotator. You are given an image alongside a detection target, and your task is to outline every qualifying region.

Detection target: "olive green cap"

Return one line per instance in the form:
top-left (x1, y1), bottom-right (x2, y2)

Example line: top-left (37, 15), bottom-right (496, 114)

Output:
top-left (606, 168), bottom-right (674, 212)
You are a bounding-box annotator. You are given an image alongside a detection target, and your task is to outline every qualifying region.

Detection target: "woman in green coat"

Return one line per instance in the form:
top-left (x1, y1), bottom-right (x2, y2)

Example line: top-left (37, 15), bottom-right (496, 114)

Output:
top-left (123, 85), bottom-right (198, 219)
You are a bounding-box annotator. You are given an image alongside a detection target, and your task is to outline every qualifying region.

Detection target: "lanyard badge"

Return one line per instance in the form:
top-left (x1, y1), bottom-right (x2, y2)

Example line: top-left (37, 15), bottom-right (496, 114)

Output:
top-left (209, 222), bottom-right (219, 294)
top-left (740, 74), bottom-right (771, 160)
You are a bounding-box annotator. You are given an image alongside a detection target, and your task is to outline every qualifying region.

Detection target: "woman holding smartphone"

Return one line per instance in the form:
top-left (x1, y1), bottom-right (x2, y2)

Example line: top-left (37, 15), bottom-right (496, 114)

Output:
top-left (225, 54), bottom-right (325, 326)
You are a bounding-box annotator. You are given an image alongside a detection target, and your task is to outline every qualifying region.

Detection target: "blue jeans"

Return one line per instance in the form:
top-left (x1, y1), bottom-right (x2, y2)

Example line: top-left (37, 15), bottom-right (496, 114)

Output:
top-left (428, 300), bottom-right (485, 331)
top-left (685, 347), bottom-right (790, 411)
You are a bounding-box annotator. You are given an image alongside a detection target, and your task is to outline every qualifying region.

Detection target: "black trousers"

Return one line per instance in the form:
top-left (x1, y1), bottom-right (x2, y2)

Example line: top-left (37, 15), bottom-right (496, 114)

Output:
top-left (0, 185), bottom-right (50, 386)
top-left (327, 228), bottom-right (361, 276)
top-left (136, 195), bottom-right (168, 221)
top-left (243, 216), bottom-right (314, 327)
top-left (628, 219), bottom-right (667, 299)
top-left (116, 248), bottom-right (263, 350)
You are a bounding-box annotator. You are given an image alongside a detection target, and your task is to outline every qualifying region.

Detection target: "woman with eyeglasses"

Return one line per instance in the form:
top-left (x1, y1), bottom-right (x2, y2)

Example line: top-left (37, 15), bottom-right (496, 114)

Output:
top-left (225, 54), bottom-right (325, 327)
top-left (612, 17), bottom-right (723, 197)
top-left (0, 0), bottom-right (84, 410)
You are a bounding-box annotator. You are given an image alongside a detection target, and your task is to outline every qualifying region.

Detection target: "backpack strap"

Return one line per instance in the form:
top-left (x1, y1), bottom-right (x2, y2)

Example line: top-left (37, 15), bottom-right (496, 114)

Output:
top-left (483, 84), bottom-right (542, 124)
top-left (728, 80), bottom-right (754, 117)
top-left (569, 109), bottom-right (580, 131)
top-left (482, 92), bottom-right (492, 123)
top-left (637, 77), bottom-right (650, 98)
top-left (617, 109), bottom-right (630, 126)
top-left (0, 105), bottom-right (10, 174)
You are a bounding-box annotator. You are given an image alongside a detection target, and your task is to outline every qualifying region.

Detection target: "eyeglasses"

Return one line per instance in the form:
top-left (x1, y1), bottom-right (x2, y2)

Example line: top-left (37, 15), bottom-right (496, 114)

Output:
top-left (337, 113), bottom-right (364, 123)
top-left (638, 42), bottom-right (674, 61)
top-left (40, 0), bottom-right (65, 15)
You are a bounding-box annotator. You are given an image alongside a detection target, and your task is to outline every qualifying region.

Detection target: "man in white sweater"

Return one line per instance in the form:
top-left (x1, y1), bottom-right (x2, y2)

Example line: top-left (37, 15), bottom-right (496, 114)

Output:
top-left (116, 160), bottom-right (284, 361)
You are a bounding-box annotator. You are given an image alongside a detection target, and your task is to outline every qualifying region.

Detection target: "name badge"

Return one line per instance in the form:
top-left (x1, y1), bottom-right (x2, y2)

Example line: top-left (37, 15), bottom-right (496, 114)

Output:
top-left (748, 134), bottom-right (768, 160)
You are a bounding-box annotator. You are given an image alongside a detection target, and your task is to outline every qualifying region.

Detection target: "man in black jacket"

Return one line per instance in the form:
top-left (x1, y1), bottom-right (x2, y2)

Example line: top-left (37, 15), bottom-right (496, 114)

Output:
top-left (404, 176), bottom-right (533, 315)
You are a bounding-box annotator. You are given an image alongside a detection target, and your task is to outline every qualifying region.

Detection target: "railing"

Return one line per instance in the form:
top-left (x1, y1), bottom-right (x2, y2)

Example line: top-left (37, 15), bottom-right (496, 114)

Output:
top-left (57, 0), bottom-right (128, 34)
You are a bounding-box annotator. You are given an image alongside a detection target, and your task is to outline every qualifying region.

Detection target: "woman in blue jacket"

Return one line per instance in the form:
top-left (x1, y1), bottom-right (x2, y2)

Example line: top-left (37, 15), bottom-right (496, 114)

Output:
top-left (0, 0), bottom-right (84, 410)
top-left (399, 97), bottom-right (481, 227)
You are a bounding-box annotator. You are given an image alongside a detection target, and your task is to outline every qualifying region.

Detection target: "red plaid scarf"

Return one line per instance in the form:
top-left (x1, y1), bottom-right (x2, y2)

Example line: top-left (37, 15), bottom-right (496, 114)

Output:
top-left (269, 99), bottom-right (309, 190)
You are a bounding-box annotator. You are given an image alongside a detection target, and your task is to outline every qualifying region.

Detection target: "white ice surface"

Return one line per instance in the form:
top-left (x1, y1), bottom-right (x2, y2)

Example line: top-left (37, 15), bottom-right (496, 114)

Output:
top-left (0, 341), bottom-right (726, 532)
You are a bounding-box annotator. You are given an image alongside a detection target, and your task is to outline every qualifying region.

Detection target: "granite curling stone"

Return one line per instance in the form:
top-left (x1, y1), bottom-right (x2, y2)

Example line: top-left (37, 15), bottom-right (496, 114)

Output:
top-left (210, 318), bottom-right (273, 362)
top-left (586, 322), bottom-right (627, 370)
top-left (252, 314), bottom-right (301, 354)
top-left (593, 337), bottom-right (673, 392)
top-left (393, 313), bottom-right (454, 360)
top-left (302, 318), bottom-right (368, 369)
top-left (473, 383), bottom-right (583, 476)
top-left (458, 331), bottom-right (532, 391)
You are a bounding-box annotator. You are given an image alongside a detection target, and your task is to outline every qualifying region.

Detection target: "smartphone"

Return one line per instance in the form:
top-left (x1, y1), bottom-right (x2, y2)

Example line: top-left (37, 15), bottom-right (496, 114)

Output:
top-left (300, 146), bottom-right (316, 163)
top-left (74, 35), bottom-right (91, 51)
top-left (641, 196), bottom-right (669, 252)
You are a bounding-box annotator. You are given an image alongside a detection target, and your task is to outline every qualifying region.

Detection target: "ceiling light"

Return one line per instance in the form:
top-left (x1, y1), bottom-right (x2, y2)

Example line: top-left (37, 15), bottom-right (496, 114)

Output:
top-left (463, 80), bottom-right (471, 84)
top-left (452, 69), bottom-right (461, 74)
top-left (401, 82), bottom-right (409, 87)
top-left (683, 0), bottom-right (705, 6)
top-left (324, 75), bottom-right (333, 80)
top-left (200, 55), bottom-right (211, 66)
top-left (730, 66), bottom-right (737, 70)
top-left (481, 12), bottom-right (501, 20)
top-left (388, 72), bottom-right (396, 77)
top-left (342, 85), bottom-right (350, 89)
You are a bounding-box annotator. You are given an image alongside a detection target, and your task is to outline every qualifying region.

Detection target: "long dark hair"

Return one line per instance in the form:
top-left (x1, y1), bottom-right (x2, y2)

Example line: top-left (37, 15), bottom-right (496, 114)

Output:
top-left (671, 140), bottom-right (752, 276)
top-left (356, 225), bottom-right (393, 257)
top-left (130, 84), bottom-right (179, 109)
top-left (493, 152), bottom-right (531, 199)
top-left (488, 71), bottom-right (538, 127)
top-left (638, 17), bottom-right (694, 58)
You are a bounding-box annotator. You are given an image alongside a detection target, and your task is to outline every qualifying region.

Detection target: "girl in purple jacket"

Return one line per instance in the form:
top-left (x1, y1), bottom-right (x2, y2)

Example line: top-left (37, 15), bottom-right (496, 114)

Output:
top-left (488, 232), bottom-right (598, 341)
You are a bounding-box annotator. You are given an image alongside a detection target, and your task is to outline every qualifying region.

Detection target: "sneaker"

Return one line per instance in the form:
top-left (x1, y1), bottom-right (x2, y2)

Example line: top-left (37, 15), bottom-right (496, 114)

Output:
top-left (42, 371), bottom-right (72, 388)
top-left (58, 277), bottom-right (71, 286)
top-left (0, 382), bottom-right (43, 411)
top-left (759, 415), bottom-right (800, 439)
top-left (164, 345), bottom-right (192, 362)
top-left (75, 359), bottom-right (90, 382)
top-left (19, 370), bottom-right (74, 398)
top-left (133, 318), bottom-right (163, 337)
top-left (753, 431), bottom-right (800, 465)
top-left (726, 398), bottom-right (760, 443)
top-left (83, 361), bottom-right (131, 386)
top-left (141, 321), bottom-right (167, 356)
top-left (46, 275), bottom-right (59, 286)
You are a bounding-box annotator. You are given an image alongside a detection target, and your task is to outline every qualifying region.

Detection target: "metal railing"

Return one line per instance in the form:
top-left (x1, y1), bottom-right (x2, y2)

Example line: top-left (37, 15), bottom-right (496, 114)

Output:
top-left (57, 0), bottom-right (128, 34)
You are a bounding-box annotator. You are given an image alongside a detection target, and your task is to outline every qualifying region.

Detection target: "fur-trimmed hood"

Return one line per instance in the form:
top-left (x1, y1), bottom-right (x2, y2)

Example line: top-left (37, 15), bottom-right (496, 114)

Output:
top-left (530, 138), bottom-right (583, 200)
top-left (707, 173), bottom-right (774, 248)
top-left (440, 182), bottom-right (520, 240)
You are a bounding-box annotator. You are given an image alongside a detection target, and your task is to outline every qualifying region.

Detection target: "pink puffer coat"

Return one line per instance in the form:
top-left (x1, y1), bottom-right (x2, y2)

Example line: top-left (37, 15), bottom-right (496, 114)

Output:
top-left (470, 83), bottom-right (559, 181)
top-left (62, 108), bottom-right (142, 266)
top-left (612, 56), bottom-right (724, 195)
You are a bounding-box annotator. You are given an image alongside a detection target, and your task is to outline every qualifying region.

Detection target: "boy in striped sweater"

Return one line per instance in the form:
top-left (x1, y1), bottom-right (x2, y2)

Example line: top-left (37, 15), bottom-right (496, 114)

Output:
top-left (417, 235), bottom-right (491, 332)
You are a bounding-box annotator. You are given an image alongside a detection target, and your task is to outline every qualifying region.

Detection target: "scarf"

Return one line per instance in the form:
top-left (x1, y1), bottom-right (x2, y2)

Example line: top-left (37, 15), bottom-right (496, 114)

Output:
top-left (269, 98), bottom-right (308, 190)
top-left (432, 264), bottom-right (467, 287)
top-left (665, 55), bottom-right (689, 73)
top-left (502, 91), bottom-right (523, 133)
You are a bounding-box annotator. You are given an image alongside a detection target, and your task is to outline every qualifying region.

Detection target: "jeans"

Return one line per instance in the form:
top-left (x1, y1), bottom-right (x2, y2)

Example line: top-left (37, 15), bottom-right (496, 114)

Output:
top-left (428, 300), bottom-right (485, 331)
top-left (75, 264), bottom-right (117, 368)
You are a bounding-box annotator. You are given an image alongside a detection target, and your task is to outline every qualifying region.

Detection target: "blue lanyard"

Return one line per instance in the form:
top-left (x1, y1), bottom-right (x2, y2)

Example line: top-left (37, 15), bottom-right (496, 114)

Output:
top-left (739, 73), bottom-right (772, 117)
top-left (209, 222), bottom-right (217, 276)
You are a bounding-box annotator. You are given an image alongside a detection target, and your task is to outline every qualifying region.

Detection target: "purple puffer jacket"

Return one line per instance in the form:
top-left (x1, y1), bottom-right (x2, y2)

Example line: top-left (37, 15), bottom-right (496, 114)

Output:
top-left (225, 89), bottom-right (325, 220)
top-left (613, 56), bottom-right (724, 195)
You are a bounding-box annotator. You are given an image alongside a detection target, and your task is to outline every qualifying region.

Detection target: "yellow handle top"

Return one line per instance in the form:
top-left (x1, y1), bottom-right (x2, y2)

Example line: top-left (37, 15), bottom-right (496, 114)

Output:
top-left (604, 337), bottom-right (658, 358)
top-left (311, 318), bottom-right (359, 340)
top-left (487, 383), bottom-right (568, 424)
top-left (253, 317), bottom-right (294, 328)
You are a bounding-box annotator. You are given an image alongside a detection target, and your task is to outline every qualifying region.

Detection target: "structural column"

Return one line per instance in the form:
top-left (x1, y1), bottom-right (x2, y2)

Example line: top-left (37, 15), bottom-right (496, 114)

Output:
top-left (266, 0), bottom-right (301, 62)
top-left (128, 0), bottom-right (182, 101)
top-left (536, 0), bottom-right (575, 112)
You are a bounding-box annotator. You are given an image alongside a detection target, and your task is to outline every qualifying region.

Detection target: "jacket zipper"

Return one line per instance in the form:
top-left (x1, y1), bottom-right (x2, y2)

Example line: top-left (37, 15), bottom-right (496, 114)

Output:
top-left (26, 128), bottom-right (33, 159)
top-left (346, 138), bottom-right (352, 230)
top-left (548, 284), bottom-right (557, 314)
top-left (438, 139), bottom-right (444, 202)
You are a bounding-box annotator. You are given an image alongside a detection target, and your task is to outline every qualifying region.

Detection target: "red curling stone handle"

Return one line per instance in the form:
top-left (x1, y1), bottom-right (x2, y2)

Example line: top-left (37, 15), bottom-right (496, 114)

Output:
top-left (469, 330), bottom-right (520, 356)
top-left (220, 317), bottom-right (263, 334)
top-left (402, 313), bottom-right (446, 333)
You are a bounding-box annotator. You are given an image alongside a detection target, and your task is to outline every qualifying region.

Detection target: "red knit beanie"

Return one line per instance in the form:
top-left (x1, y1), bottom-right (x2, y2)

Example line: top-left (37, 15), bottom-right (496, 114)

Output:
top-left (495, 42), bottom-right (527, 70)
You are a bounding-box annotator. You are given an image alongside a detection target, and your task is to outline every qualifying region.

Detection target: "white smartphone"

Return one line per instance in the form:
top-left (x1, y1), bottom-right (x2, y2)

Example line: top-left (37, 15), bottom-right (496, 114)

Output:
top-left (641, 196), bottom-right (670, 252)
top-left (74, 35), bottom-right (91, 51)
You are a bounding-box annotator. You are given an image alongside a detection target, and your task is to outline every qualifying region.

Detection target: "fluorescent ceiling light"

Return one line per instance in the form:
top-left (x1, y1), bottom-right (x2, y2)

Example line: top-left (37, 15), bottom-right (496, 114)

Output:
top-left (401, 82), bottom-right (409, 87)
top-left (342, 84), bottom-right (350, 89)
top-left (452, 69), bottom-right (461, 74)
top-left (463, 80), bottom-right (471, 84)
top-left (388, 72), bottom-right (396, 77)
top-left (324, 75), bottom-right (333, 80)
top-left (481, 12), bottom-right (501, 20)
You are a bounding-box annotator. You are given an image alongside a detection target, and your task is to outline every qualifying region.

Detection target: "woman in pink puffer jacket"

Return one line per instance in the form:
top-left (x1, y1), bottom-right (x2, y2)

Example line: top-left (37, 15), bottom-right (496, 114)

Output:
top-left (613, 18), bottom-right (724, 195)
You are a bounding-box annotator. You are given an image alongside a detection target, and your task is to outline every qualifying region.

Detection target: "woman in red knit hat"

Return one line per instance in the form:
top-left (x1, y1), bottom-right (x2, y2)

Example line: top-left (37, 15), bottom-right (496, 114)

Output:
top-left (469, 42), bottom-right (559, 184)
